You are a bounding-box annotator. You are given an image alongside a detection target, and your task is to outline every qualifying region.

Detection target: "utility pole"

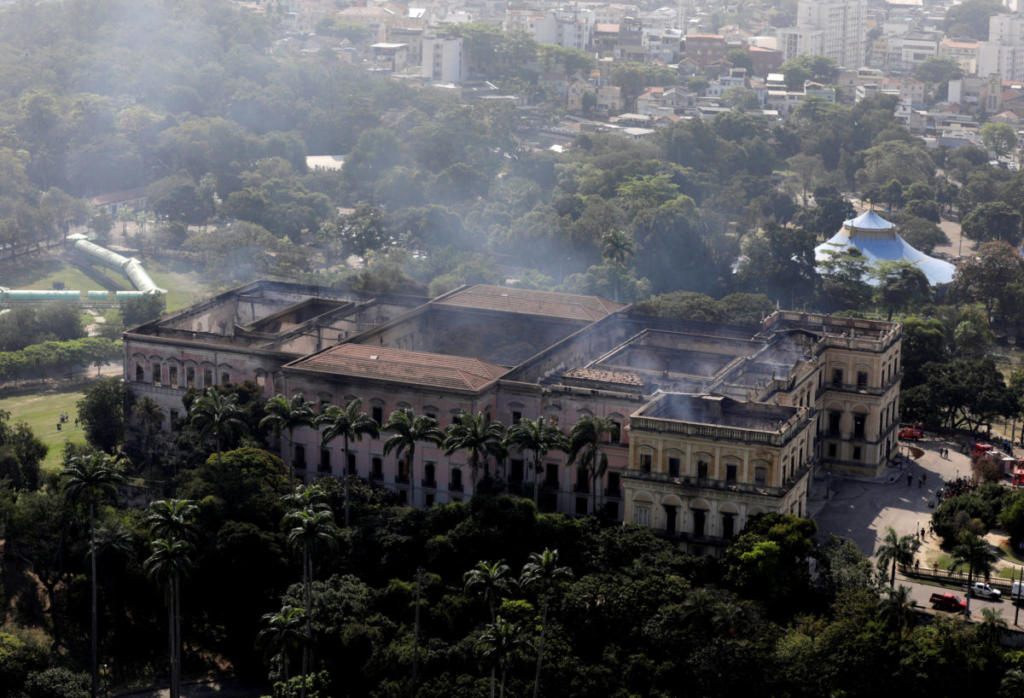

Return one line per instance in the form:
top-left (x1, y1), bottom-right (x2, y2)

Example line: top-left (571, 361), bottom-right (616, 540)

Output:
top-left (411, 567), bottom-right (422, 697)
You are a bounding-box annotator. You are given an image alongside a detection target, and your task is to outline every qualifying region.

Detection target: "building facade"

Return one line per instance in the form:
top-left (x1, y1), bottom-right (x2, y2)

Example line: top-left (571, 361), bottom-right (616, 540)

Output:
top-left (123, 283), bottom-right (902, 552)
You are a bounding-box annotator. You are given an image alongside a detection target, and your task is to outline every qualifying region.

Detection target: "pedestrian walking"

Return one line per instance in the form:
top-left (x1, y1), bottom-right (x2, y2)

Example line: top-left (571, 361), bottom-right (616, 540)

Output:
top-left (921, 527), bottom-right (926, 539)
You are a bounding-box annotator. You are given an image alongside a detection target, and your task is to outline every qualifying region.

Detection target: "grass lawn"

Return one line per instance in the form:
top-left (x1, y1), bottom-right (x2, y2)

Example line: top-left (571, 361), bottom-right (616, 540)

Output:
top-left (144, 260), bottom-right (211, 312)
top-left (2, 257), bottom-right (101, 291)
top-left (0, 386), bottom-right (88, 472)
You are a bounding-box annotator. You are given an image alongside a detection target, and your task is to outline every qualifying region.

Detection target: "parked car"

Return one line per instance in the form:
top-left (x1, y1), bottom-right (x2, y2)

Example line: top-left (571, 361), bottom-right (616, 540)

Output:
top-left (966, 582), bottom-right (1001, 600)
top-left (930, 592), bottom-right (967, 612)
top-left (899, 425), bottom-right (923, 440)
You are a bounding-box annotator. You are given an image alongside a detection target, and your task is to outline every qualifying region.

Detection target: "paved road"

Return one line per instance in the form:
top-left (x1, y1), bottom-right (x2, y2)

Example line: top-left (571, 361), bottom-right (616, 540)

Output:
top-left (812, 434), bottom-right (1024, 626)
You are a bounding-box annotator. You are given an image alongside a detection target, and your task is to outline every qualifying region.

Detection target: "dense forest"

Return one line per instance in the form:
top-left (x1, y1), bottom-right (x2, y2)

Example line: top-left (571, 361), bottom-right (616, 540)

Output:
top-left (2, 379), bottom-right (1024, 697)
top-left (4, 0), bottom-right (1024, 695)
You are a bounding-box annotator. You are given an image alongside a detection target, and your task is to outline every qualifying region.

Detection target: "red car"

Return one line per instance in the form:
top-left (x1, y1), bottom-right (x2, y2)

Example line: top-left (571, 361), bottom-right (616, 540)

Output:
top-left (899, 425), bottom-right (923, 440)
top-left (930, 593), bottom-right (967, 612)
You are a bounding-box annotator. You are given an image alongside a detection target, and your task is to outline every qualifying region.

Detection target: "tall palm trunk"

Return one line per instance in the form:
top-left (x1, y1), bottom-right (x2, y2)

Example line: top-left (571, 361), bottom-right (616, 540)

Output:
top-left (301, 543), bottom-right (310, 698)
top-left (288, 428), bottom-right (297, 487)
top-left (172, 574), bottom-right (181, 698)
top-left (499, 665), bottom-right (507, 698)
top-left (532, 600), bottom-right (548, 698)
top-left (490, 667), bottom-right (496, 698)
top-left (89, 502), bottom-right (98, 698)
top-left (408, 445), bottom-right (416, 508)
top-left (532, 454), bottom-right (541, 507)
top-left (167, 584), bottom-right (176, 698)
top-left (342, 435), bottom-right (351, 527)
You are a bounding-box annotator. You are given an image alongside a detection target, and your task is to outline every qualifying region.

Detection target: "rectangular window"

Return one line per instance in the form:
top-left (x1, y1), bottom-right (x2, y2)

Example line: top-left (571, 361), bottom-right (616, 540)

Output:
top-left (136, 363), bottom-right (145, 382)
top-left (203, 368), bottom-right (213, 387)
top-left (372, 457), bottom-right (383, 480)
top-left (832, 368), bottom-right (843, 386)
top-left (854, 414), bottom-right (866, 438)
top-left (186, 367), bottom-right (195, 388)
top-left (693, 510), bottom-right (706, 537)
top-left (827, 443), bottom-right (837, 458)
top-left (664, 504), bottom-right (677, 535)
top-left (576, 497), bottom-right (588, 516)
top-left (511, 410), bottom-right (522, 425)
top-left (153, 362), bottom-right (162, 386)
top-left (829, 411), bottom-right (841, 436)
top-left (510, 459), bottom-right (524, 482)
top-left (545, 463), bottom-right (559, 487)
top-left (221, 371), bottom-right (230, 385)
top-left (169, 365), bottom-right (178, 388)
top-left (639, 453), bottom-right (652, 472)
top-left (451, 468), bottom-right (463, 491)
top-left (754, 466), bottom-right (767, 486)
top-left (319, 448), bottom-right (330, 473)
top-left (634, 505), bottom-right (650, 526)
top-left (722, 513), bottom-right (735, 539)
top-left (857, 371), bottom-right (868, 388)
top-left (372, 406), bottom-right (383, 424)
top-left (294, 445), bottom-right (306, 470)
top-left (697, 461), bottom-right (708, 480)
top-left (668, 457), bottom-right (680, 477)
top-left (606, 472), bottom-right (620, 497)
top-left (853, 446), bottom-right (862, 461)
top-left (726, 464), bottom-right (737, 483)
top-left (425, 494), bottom-right (435, 508)
top-left (347, 452), bottom-right (356, 476)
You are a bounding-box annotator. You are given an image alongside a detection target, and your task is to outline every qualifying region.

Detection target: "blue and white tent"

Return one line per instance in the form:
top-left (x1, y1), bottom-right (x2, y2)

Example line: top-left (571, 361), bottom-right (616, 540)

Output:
top-left (814, 210), bottom-right (956, 286)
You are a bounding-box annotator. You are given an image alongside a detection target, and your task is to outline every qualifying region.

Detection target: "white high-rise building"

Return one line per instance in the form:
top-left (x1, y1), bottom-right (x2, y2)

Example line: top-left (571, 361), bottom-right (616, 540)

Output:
top-left (421, 35), bottom-right (466, 84)
top-left (979, 14), bottom-right (1024, 81)
top-left (776, 0), bottom-right (866, 69)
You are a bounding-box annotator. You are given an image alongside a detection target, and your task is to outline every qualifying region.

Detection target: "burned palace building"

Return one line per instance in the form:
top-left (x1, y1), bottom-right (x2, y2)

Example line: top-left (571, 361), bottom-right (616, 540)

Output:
top-left (123, 281), bottom-right (901, 555)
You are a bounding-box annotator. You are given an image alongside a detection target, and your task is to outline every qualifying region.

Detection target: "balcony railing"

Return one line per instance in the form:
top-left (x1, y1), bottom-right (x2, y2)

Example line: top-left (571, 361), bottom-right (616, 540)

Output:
top-left (421, 478), bottom-right (437, 489)
top-left (605, 486), bottom-right (622, 498)
top-left (395, 474), bottom-right (409, 484)
top-left (450, 481), bottom-right (464, 492)
top-left (625, 465), bottom-right (809, 498)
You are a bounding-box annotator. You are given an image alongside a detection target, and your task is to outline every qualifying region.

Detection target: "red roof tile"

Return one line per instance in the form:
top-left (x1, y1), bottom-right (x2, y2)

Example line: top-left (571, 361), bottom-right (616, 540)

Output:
top-left (436, 285), bottom-right (626, 322)
top-left (288, 344), bottom-right (507, 392)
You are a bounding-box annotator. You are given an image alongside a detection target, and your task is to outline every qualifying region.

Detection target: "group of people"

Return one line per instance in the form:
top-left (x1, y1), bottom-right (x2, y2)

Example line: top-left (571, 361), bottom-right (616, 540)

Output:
top-left (55, 412), bottom-right (77, 431)
top-left (937, 476), bottom-right (973, 501)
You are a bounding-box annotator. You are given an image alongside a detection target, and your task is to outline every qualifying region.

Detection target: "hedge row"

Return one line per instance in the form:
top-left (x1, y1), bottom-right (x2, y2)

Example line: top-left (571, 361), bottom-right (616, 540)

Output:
top-left (0, 337), bottom-right (121, 381)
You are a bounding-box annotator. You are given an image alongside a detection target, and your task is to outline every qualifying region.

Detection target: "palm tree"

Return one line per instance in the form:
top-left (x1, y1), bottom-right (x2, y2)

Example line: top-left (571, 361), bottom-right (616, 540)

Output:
top-left (258, 605), bottom-right (307, 694)
top-left (62, 452), bottom-right (124, 698)
top-left (144, 538), bottom-right (194, 698)
top-left (188, 387), bottom-right (247, 466)
top-left (317, 398), bottom-right (379, 526)
top-left (520, 548), bottom-right (573, 698)
top-left (1001, 668), bottom-right (1024, 698)
top-left (146, 499), bottom-right (198, 542)
top-left (878, 585), bottom-right (917, 640)
top-left (144, 499), bottom-right (196, 698)
top-left (601, 229), bottom-right (636, 302)
top-left (952, 530), bottom-right (1000, 615)
top-left (875, 526), bottom-right (920, 588)
top-left (465, 559), bottom-right (515, 622)
top-left (443, 412), bottom-right (505, 491)
top-left (261, 394), bottom-right (317, 483)
top-left (504, 417), bottom-right (567, 508)
top-left (132, 396), bottom-right (165, 469)
top-left (384, 408), bottom-right (444, 507)
top-left (566, 415), bottom-right (615, 515)
top-left (979, 607), bottom-right (1008, 646)
top-left (477, 615), bottom-right (532, 698)
top-left (282, 482), bottom-right (329, 513)
top-left (285, 506), bottom-right (340, 698)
